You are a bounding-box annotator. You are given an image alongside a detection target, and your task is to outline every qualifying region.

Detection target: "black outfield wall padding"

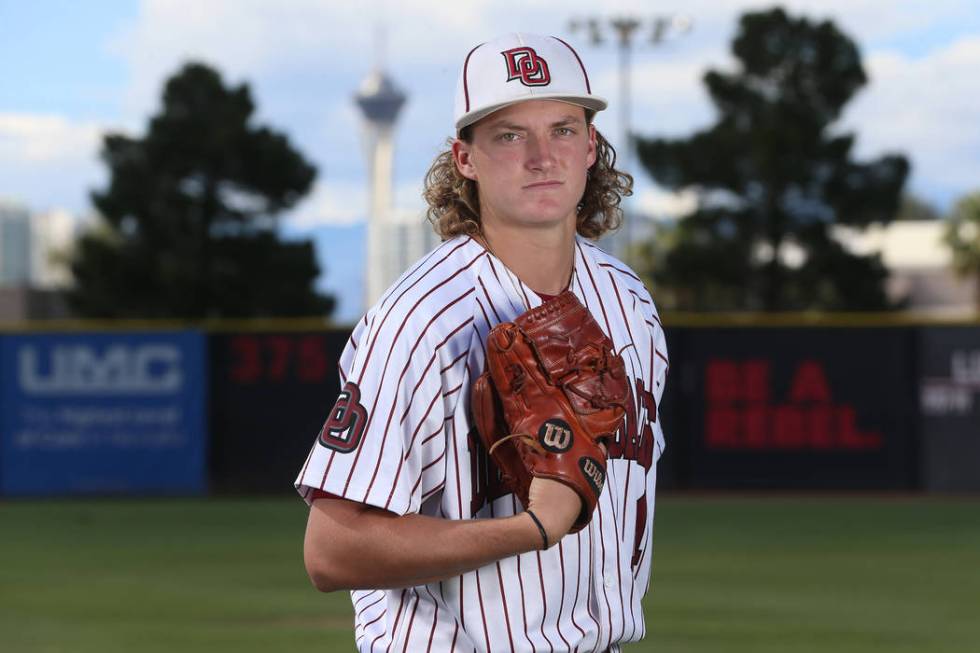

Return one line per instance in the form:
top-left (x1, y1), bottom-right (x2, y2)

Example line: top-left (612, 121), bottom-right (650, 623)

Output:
top-left (208, 330), bottom-right (351, 493)
top-left (665, 327), bottom-right (919, 490)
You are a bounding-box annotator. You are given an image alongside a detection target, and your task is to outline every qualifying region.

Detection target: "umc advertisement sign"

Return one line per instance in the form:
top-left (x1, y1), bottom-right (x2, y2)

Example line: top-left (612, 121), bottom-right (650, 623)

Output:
top-left (0, 332), bottom-right (206, 496)
top-left (669, 327), bottom-right (917, 489)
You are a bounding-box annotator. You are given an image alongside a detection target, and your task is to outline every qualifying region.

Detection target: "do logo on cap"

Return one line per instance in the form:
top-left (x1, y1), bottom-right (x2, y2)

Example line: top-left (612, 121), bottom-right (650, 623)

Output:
top-left (502, 47), bottom-right (551, 87)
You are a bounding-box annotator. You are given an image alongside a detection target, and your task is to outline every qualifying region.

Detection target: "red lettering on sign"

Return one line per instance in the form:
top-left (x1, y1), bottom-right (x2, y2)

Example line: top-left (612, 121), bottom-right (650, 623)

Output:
top-left (706, 360), bottom-right (739, 402)
top-left (744, 360), bottom-right (770, 402)
top-left (770, 405), bottom-right (798, 448)
top-left (227, 334), bottom-right (332, 384)
top-left (742, 404), bottom-right (767, 448)
top-left (809, 404), bottom-right (833, 448)
top-left (230, 336), bottom-right (262, 383)
top-left (703, 358), bottom-right (883, 451)
top-left (706, 407), bottom-right (737, 448)
top-left (790, 360), bottom-right (831, 402)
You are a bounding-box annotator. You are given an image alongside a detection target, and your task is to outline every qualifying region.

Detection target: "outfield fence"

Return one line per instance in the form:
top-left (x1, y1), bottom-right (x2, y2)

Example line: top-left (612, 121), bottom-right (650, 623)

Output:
top-left (0, 314), bottom-right (977, 496)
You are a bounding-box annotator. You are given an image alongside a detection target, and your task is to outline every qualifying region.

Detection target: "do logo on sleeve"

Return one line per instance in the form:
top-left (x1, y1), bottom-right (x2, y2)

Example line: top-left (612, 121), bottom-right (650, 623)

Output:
top-left (318, 382), bottom-right (368, 453)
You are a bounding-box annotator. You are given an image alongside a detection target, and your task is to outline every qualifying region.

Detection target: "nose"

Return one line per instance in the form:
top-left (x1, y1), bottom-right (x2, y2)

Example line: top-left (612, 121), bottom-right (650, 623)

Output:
top-left (525, 133), bottom-right (556, 172)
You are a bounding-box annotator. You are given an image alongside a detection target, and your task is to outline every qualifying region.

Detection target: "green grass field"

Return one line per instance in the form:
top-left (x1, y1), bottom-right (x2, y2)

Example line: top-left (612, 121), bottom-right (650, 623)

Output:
top-left (2, 496), bottom-right (977, 652)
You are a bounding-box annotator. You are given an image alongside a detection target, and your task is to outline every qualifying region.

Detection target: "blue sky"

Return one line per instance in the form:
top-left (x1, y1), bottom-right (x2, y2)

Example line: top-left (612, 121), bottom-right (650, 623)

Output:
top-left (2, 0), bottom-right (979, 321)
top-left (0, 2), bottom-right (134, 119)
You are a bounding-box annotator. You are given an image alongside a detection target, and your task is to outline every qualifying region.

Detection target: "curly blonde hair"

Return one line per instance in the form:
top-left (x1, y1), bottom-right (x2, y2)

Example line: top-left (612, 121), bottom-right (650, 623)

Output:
top-left (422, 126), bottom-right (633, 240)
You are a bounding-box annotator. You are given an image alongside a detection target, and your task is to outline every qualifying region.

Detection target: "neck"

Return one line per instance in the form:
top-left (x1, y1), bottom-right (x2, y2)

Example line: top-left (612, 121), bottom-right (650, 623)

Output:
top-left (479, 220), bottom-right (576, 296)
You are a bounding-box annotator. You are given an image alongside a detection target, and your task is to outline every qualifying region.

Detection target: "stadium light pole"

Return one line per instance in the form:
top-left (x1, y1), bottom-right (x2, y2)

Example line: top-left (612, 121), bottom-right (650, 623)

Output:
top-left (569, 15), bottom-right (692, 267)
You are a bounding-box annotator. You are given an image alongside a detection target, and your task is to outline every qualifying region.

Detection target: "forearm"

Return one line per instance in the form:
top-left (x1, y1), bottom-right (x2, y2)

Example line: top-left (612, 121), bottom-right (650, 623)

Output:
top-left (304, 498), bottom-right (543, 592)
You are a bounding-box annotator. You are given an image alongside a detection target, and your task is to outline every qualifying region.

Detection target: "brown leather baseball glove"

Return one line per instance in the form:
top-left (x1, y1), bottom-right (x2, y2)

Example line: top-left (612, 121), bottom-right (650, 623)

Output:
top-left (471, 291), bottom-right (629, 534)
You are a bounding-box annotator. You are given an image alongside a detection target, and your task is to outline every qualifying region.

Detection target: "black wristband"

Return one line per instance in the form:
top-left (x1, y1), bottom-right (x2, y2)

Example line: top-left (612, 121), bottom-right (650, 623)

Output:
top-left (525, 509), bottom-right (549, 550)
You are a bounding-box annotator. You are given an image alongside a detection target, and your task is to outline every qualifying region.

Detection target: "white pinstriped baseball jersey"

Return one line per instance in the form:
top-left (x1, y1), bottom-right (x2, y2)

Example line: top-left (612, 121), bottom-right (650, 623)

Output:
top-left (296, 234), bottom-right (669, 653)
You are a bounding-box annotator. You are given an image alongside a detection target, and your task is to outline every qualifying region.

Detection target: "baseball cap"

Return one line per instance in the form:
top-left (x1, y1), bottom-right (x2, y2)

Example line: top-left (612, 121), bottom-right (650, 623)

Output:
top-left (454, 33), bottom-right (607, 132)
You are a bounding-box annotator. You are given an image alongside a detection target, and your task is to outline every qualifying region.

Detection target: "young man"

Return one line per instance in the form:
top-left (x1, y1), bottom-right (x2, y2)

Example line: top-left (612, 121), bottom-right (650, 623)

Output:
top-left (297, 33), bottom-right (668, 652)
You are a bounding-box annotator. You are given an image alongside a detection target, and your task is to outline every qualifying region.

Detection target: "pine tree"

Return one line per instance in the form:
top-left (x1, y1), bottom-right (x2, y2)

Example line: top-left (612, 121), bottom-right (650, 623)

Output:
top-left (69, 62), bottom-right (334, 318)
top-left (636, 8), bottom-right (909, 311)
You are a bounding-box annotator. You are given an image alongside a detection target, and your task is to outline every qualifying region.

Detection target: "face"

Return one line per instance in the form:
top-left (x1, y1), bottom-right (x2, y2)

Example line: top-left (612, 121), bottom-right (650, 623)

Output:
top-left (452, 99), bottom-right (597, 232)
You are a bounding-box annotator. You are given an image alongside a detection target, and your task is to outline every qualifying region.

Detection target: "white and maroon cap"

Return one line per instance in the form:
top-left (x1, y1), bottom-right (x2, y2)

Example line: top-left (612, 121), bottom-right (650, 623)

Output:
top-left (454, 32), bottom-right (607, 132)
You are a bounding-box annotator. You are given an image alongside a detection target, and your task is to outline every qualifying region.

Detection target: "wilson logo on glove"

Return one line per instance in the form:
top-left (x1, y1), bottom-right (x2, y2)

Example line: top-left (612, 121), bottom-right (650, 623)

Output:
top-left (579, 456), bottom-right (605, 497)
top-left (539, 419), bottom-right (574, 452)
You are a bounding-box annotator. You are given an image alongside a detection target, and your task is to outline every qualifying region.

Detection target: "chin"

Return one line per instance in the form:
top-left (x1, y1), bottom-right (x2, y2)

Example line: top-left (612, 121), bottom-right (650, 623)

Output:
top-left (521, 201), bottom-right (576, 224)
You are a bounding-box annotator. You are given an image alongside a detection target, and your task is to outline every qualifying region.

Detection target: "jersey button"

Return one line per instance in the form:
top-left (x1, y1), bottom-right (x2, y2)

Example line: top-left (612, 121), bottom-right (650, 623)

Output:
top-left (604, 574), bottom-right (615, 589)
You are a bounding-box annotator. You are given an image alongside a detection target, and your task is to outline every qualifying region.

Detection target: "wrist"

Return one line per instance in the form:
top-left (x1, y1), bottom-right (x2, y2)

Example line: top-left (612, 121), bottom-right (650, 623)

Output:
top-left (524, 510), bottom-right (549, 550)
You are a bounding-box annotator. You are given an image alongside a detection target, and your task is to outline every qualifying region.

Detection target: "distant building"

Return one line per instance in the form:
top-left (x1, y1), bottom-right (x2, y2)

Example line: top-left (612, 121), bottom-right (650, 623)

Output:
top-left (836, 220), bottom-right (976, 313)
top-left (31, 209), bottom-right (74, 288)
top-left (388, 209), bottom-right (441, 283)
top-left (0, 200), bottom-right (76, 320)
top-left (0, 202), bottom-right (31, 284)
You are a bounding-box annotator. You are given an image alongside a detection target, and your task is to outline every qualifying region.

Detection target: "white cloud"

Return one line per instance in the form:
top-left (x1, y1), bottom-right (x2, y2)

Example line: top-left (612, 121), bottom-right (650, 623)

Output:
top-left (0, 114), bottom-right (103, 164)
top-left (106, 0), bottom-right (491, 121)
top-left (0, 113), bottom-right (108, 213)
top-left (842, 34), bottom-right (980, 204)
top-left (637, 187), bottom-right (697, 220)
top-left (288, 177), bottom-right (427, 229)
top-left (289, 179), bottom-right (366, 228)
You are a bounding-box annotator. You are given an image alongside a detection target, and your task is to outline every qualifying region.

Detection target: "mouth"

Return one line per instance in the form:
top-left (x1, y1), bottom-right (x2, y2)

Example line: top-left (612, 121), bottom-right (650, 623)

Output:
top-left (523, 180), bottom-right (564, 190)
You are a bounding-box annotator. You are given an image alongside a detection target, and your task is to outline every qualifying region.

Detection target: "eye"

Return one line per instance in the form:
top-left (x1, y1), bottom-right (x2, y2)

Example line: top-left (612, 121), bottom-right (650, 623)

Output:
top-left (555, 126), bottom-right (575, 137)
top-left (496, 132), bottom-right (521, 142)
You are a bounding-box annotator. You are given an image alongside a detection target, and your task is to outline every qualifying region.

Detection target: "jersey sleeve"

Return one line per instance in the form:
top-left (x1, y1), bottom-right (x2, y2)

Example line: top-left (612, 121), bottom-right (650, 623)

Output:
top-left (295, 293), bottom-right (470, 516)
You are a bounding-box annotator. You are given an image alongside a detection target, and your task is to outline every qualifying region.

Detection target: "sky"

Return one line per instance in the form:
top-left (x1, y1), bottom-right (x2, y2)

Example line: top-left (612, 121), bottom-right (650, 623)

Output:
top-left (2, 0), bottom-right (979, 322)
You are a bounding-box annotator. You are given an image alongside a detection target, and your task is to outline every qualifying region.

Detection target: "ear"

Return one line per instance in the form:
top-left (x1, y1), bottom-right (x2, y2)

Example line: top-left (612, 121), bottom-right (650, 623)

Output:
top-left (452, 139), bottom-right (478, 181)
top-left (586, 124), bottom-right (597, 170)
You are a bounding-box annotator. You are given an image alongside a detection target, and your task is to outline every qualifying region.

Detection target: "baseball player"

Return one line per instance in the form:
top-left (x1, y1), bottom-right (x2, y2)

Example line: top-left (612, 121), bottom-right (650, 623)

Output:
top-left (297, 32), bottom-right (668, 652)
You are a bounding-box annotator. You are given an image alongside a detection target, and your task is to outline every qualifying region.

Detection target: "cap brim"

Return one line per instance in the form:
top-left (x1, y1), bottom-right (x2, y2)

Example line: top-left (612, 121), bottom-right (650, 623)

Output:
top-left (455, 94), bottom-right (608, 132)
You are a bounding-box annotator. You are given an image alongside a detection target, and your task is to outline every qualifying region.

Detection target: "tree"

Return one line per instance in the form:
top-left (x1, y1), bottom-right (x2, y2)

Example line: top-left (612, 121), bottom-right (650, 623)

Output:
top-left (635, 7), bottom-right (909, 311)
top-left (68, 62), bottom-right (334, 318)
top-left (943, 191), bottom-right (980, 310)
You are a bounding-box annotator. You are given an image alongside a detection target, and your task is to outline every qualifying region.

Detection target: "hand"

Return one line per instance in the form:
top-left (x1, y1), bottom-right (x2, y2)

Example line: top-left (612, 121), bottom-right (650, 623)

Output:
top-left (525, 477), bottom-right (582, 548)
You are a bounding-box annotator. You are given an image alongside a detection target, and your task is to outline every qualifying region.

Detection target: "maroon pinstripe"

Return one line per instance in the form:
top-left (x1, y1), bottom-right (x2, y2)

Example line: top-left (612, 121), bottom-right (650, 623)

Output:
top-left (358, 595), bottom-right (385, 620)
top-left (476, 277), bottom-right (502, 324)
top-left (409, 448), bottom-right (447, 498)
top-left (535, 551), bottom-right (555, 653)
top-left (554, 542), bottom-right (572, 651)
top-left (399, 590), bottom-right (422, 653)
top-left (509, 495), bottom-right (535, 651)
top-left (596, 259), bottom-right (643, 283)
top-left (421, 586), bottom-right (443, 653)
top-left (474, 568), bottom-right (492, 652)
top-left (576, 241), bottom-right (614, 336)
top-left (493, 560), bottom-right (516, 652)
top-left (379, 589), bottom-right (407, 653)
